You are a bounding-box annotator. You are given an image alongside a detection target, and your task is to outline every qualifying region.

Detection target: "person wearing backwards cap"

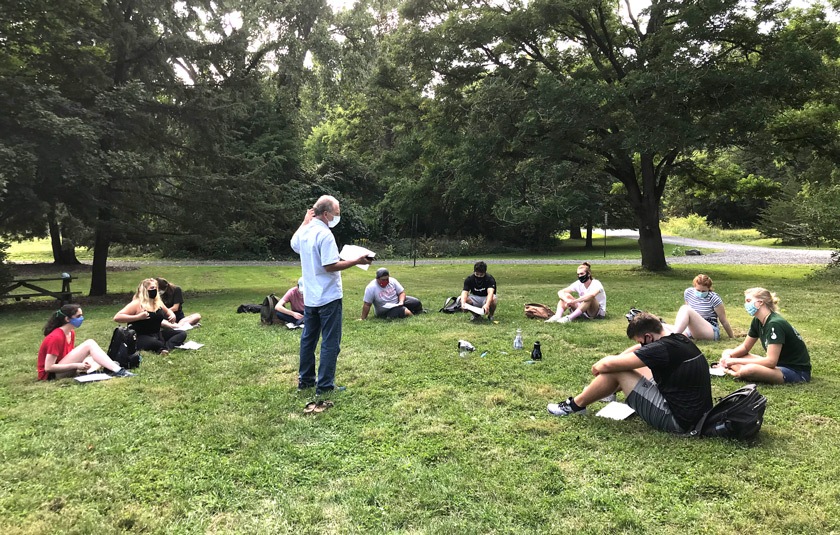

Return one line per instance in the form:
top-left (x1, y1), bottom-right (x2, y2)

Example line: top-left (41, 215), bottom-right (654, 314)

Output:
top-left (360, 268), bottom-right (424, 319)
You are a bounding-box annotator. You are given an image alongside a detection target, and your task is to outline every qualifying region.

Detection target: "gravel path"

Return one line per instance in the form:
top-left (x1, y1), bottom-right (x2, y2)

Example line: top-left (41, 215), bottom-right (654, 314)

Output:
top-left (90, 230), bottom-right (832, 268)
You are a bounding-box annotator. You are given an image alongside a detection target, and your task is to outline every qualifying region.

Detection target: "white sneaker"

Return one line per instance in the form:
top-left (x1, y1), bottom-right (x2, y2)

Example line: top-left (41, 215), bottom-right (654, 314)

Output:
top-left (558, 316), bottom-right (572, 323)
top-left (545, 314), bottom-right (561, 323)
top-left (547, 398), bottom-right (587, 416)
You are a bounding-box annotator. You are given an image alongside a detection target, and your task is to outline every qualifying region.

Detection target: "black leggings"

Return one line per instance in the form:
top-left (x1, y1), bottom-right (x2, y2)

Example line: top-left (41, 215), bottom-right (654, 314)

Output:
top-left (136, 329), bottom-right (187, 353)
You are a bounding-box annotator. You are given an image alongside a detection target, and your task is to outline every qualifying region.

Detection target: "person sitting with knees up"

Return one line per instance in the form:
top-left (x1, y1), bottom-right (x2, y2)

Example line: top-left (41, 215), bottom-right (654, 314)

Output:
top-left (460, 261), bottom-right (497, 321)
top-left (547, 312), bottom-right (712, 435)
top-left (361, 268), bottom-right (423, 320)
top-left (276, 277), bottom-right (306, 328)
top-left (114, 278), bottom-right (187, 355)
top-left (156, 277), bottom-right (202, 328)
top-left (38, 304), bottom-right (134, 380)
top-left (670, 274), bottom-right (734, 340)
top-left (717, 287), bottom-right (811, 384)
top-left (546, 262), bottom-right (606, 323)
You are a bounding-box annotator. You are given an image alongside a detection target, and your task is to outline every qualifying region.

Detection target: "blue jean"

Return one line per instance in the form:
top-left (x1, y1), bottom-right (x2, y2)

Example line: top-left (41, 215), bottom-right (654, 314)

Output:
top-left (299, 298), bottom-right (342, 393)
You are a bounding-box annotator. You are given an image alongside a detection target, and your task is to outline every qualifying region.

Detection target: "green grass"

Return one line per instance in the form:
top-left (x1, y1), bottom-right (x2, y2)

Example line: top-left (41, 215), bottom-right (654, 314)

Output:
top-left (5, 239), bottom-right (164, 263)
top-left (659, 215), bottom-right (833, 249)
top-left (2, 263), bottom-right (839, 533)
top-left (6, 237), bottom-right (695, 264)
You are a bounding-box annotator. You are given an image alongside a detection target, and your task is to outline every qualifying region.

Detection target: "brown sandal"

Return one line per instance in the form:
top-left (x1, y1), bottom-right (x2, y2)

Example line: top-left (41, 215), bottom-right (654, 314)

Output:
top-left (303, 401), bottom-right (318, 414)
top-left (313, 400), bottom-right (334, 413)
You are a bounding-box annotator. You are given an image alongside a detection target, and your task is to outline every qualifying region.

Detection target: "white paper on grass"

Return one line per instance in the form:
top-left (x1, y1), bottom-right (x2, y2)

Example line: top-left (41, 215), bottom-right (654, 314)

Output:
top-left (709, 366), bottom-right (726, 377)
top-left (75, 373), bottom-right (113, 383)
top-left (174, 323), bottom-right (194, 331)
top-left (175, 341), bottom-right (205, 350)
top-left (339, 245), bottom-right (376, 270)
top-left (596, 401), bottom-right (636, 420)
top-left (461, 303), bottom-right (486, 316)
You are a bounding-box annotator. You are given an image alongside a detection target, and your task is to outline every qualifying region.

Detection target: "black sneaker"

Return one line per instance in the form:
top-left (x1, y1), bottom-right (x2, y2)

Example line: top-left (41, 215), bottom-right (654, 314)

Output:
top-left (297, 383), bottom-right (315, 392)
top-left (113, 368), bottom-right (135, 378)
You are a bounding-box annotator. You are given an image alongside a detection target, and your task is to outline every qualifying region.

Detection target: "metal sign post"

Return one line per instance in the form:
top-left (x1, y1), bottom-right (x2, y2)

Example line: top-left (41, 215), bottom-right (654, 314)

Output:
top-left (603, 212), bottom-right (608, 258)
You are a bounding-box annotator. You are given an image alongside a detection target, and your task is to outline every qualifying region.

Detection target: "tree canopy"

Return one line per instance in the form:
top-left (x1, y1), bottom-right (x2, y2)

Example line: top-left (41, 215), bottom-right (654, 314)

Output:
top-left (2, 0), bottom-right (839, 289)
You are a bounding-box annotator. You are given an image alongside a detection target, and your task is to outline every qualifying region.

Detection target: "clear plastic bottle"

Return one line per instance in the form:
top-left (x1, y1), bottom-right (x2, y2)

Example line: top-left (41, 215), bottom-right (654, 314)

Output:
top-left (513, 329), bottom-right (523, 350)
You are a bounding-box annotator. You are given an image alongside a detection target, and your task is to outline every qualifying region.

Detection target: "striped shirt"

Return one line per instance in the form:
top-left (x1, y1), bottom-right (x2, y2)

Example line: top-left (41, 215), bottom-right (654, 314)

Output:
top-left (683, 288), bottom-right (723, 327)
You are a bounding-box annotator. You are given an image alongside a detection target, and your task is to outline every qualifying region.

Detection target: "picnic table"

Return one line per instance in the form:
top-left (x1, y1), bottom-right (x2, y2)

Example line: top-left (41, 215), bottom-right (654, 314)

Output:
top-left (0, 273), bottom-right (81, 304)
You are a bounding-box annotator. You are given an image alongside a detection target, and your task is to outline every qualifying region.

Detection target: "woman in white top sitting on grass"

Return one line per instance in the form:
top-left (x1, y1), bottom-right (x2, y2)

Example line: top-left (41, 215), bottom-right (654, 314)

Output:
top-left (547, 262), bottom-right (606, 323)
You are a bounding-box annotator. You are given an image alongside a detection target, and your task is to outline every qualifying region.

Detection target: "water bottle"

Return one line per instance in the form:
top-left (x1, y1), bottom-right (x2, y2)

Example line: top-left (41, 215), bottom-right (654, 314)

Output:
top-left (513, 329), bottom-right (523, 350)
top-left (531, 341), bottom-right (542, 361)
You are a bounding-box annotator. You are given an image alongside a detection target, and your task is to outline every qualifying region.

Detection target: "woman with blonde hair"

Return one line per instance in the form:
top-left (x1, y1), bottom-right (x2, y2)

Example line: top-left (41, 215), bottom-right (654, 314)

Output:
top-left (114, 278), bottom-right (186, 355)
top-left (671, 274), bottom-right (734, 340)
top-left (717, 288), bottom-right (811, 384)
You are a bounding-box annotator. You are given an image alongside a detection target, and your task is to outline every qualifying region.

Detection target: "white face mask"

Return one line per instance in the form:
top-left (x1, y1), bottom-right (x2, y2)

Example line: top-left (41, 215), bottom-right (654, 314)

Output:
top-left (328, 214), bottom-right (341, 228)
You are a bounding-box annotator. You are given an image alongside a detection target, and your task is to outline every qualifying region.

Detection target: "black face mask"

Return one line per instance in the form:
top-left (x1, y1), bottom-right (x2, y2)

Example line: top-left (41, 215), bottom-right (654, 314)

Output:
top-left (578, 274), bottom-right (589, 283)
top-left (148, 289), bottom-right (158, 299)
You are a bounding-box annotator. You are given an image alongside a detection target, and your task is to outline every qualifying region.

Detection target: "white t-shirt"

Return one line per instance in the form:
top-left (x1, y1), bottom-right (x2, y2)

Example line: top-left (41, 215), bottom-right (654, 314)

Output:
top-left (568, 278), bottom-right (606, 315)
top-left (363, 277), bottom-right (405, 316)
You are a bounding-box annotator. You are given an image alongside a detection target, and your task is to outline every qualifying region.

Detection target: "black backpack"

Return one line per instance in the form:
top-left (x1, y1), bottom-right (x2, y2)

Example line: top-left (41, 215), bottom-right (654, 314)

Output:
top-left (687, 384), bottom-right (767, 440)
top-left (107, 326), bottom-right (141, 369)
top-left (439, 296), bottom-right (462, 314)
top-left (260, 294), bottom-right (281, 325)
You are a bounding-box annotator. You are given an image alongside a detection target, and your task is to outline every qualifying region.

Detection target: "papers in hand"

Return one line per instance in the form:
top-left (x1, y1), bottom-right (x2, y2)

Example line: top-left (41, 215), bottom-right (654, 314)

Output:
top-left (709, 366), bottom-right (726, 377)
top-left (462, 303), bottom-right (485, 316)
top-left (339, 245), bottom-right (376, 270)
top-left (75, 373), bottom-right (112, 383)
top-left (596, 401), bottom-right (636, 420)
top-left (176, 341), bottom-right (204, 350)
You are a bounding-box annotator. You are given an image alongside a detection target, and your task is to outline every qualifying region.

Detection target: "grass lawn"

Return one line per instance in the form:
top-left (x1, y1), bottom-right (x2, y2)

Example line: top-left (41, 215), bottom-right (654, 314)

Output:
top-left (1, 263), bottom-right (839, 533)
top-left (5, 236), bottom-right (697, 263)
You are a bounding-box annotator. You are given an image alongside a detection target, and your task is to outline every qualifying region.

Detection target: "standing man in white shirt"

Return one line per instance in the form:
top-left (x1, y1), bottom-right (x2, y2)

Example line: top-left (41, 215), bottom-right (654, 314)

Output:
top-left (291, 195), bottom-right (371, 395)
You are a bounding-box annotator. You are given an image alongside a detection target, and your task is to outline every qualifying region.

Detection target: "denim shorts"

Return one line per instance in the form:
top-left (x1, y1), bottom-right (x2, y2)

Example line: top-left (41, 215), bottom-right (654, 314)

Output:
top-left (778, 366), bottom-right (811, 384)
top-left (626, 377), bottom-right (685, 434)
top-left (711, 324), bottom-right (720, 341)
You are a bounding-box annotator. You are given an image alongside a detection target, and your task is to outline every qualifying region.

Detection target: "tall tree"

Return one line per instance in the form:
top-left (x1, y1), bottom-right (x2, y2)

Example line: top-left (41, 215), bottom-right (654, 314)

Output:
top-left (399, 0), bottom-right (840, 269)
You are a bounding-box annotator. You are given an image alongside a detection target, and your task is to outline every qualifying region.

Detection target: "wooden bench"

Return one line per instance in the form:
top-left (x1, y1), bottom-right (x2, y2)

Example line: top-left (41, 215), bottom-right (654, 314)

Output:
top-left (0, 274), bottom-right (82, 304)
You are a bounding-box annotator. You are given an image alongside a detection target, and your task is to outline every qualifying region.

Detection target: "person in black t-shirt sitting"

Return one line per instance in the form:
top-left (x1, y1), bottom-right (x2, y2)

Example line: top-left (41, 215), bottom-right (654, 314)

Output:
top-left (460, 261), bottom-right (498, 321)
top-left (156, 277), bottom-right (202, 328)
top-left (547, 312), bottom-right (712, 434)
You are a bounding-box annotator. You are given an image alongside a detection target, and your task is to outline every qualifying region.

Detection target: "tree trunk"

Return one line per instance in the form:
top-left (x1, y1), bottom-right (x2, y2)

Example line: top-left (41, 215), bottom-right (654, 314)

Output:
top-left (569, 225), bottom-right (582, 239)
top-left (585, 219), bottom-right (593, 248)
top-left (48, 214), bottom-right (62, 264)
top-left (637, 209), bottom-right (668, 270)
top-left (59, 238), bottom-right (81, 265)
top-left (89, 223), bottom-right (111, 296)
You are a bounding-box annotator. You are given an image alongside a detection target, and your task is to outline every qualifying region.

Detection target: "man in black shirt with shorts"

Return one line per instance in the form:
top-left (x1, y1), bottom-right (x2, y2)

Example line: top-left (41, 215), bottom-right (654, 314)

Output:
top-left (547, 312), bottom-right (712, 433)
top-left (460, 261), bottom-right (498, 321)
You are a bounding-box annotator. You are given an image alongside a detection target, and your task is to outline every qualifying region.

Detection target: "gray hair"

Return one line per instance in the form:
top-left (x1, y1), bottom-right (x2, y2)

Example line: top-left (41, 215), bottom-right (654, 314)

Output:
top-left (313, 195), bottom-right (339, 216)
